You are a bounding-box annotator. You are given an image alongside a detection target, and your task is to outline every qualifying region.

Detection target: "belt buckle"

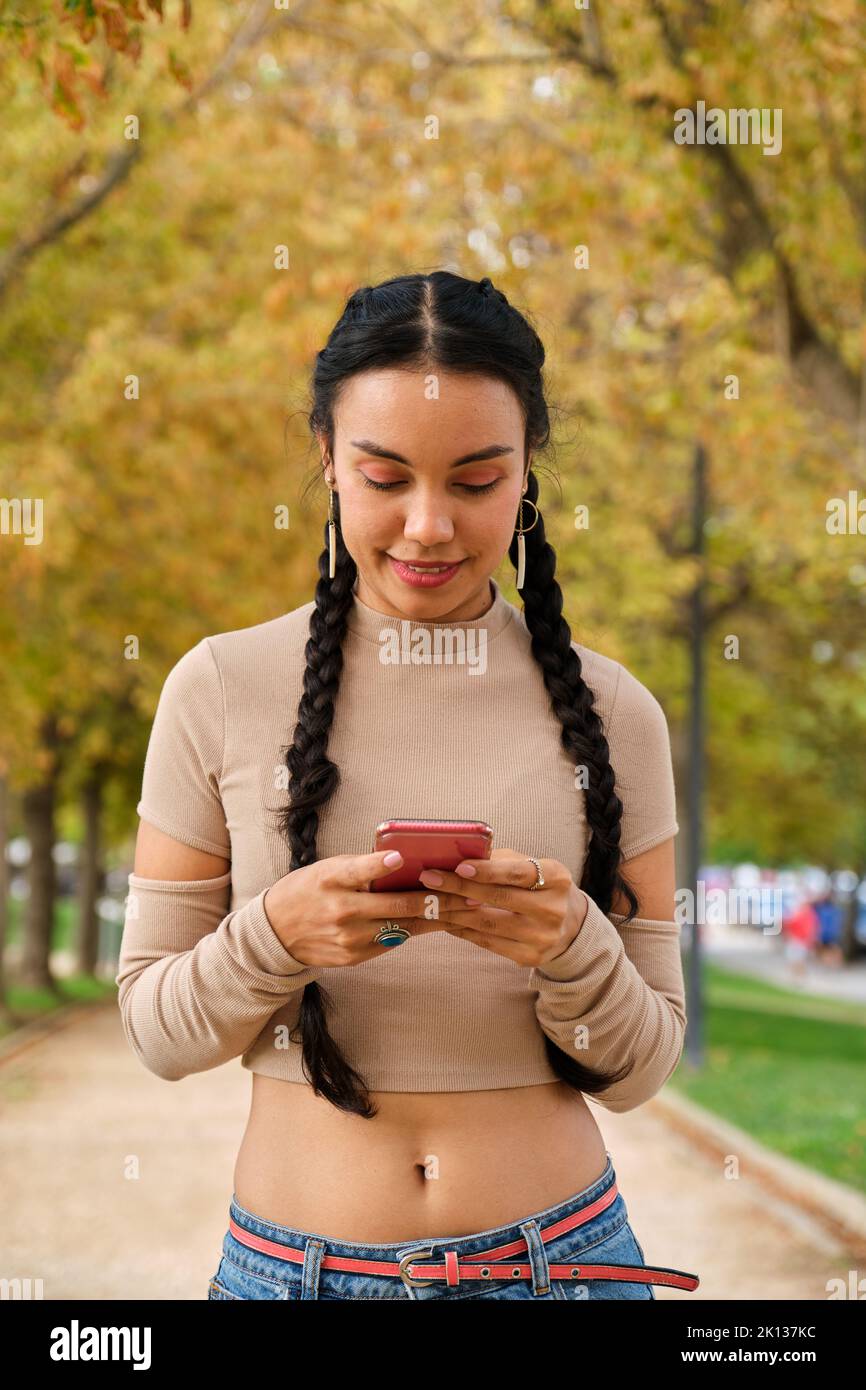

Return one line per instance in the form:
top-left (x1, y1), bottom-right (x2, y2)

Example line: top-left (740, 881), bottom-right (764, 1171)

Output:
top-left (398, 1246), bottom-right (437, 1288)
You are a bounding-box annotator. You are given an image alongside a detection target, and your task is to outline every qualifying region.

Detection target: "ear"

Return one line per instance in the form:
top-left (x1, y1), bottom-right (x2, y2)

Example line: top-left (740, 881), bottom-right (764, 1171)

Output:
top-left (316, 435), bottom-right (334, 485)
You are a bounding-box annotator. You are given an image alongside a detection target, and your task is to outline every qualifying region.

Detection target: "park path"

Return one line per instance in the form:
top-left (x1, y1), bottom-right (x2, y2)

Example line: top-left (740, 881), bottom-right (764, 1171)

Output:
top-left (704, 920), bottom-right (866, 1004)
top-left (1, 1001), bottom-right (859, 1300)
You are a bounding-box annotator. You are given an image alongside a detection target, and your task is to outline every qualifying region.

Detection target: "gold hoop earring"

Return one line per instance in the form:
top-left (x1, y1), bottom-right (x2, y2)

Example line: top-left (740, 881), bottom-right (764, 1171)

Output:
top-left (514, 495), bottom-right (539, 591)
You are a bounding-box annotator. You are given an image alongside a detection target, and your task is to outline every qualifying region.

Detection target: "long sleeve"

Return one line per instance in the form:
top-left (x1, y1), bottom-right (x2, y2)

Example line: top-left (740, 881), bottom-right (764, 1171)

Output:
top-left (531, 896), bottom-right (686, 1113)
top-left (116, 871), bottom-right (322, 1081)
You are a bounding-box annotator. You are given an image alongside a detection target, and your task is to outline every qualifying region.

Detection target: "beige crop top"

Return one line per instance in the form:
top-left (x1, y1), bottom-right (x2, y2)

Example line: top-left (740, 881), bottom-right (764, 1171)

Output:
top-left (116, 575), bottom-right (685, 1109)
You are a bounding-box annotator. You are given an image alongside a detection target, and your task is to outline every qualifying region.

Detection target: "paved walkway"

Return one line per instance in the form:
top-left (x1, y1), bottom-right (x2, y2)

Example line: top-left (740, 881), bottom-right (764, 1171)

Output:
top-left (703, 921), bottom-right (866, 1005)
top-left (1, 1002), bottom-right (861, 1300)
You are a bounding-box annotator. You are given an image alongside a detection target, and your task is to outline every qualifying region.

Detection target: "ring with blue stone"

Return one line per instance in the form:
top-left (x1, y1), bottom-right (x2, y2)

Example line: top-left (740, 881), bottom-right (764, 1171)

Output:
top-left (373, 921), bottom-right (411, 947)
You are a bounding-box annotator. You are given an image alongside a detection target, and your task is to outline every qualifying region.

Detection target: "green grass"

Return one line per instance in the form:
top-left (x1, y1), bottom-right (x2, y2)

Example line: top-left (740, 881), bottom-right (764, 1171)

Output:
top-left (1, 895), bottom-right (119, 1042)
top-left (0, 976), bottom-right (116, 1042)
top-left (669, 961), bottom-right (866, 1194)
top-left (6, 894), bottom-right (79, 952)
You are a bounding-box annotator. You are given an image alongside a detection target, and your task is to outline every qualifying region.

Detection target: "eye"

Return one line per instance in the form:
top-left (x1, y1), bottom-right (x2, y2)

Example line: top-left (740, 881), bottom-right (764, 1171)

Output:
top-left (360, 476), bottom-right (502, 495)
top-left (459, 480), bottom-right (502, 495)
top-left (360, 477), bottom-right (402, 491)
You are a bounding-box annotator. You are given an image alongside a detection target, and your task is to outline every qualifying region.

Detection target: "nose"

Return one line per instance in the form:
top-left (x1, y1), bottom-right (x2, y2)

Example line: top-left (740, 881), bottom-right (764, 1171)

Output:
top-left (402, 494), bottom-right (455, 548)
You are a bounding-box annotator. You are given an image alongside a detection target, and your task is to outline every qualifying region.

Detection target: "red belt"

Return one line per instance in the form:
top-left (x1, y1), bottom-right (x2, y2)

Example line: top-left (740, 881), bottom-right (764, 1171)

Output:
top-left (228, 1181), bottom-right (699, 1292)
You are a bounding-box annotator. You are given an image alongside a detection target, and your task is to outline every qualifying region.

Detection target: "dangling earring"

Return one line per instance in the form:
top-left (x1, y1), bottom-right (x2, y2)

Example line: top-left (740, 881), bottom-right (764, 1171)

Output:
top-left (514, 492), bottom-right (539, 590)
top-left (327, 483), bottom-right (337, 579)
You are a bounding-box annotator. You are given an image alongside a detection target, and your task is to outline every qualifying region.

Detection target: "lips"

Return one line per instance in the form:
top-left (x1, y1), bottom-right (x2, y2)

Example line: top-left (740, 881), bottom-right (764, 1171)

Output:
top-left (388, 557), bottom-right (464, 568)
top-left (387, 554), bottom-right (465, 587)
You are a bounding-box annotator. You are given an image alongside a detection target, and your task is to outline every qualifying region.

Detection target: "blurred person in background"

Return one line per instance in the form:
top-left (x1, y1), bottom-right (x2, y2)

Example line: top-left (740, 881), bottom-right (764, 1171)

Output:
top-left (812, 891), bottom-right (843, 969)
top-left (781, 895), bottom-right (819, 983)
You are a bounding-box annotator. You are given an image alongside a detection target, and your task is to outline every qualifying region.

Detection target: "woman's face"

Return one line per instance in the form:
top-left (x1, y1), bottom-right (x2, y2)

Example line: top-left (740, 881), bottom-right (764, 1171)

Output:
top-left (321, 368), bottom-right (531, 621)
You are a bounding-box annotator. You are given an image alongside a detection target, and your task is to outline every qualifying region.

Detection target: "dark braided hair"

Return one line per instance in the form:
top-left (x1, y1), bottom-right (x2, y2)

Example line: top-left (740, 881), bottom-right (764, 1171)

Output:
top-left (277, 271), bottom-right (639, 1118)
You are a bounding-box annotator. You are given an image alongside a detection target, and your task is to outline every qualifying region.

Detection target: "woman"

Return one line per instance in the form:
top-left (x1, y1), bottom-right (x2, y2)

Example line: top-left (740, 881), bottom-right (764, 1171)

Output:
top-left (117, 271), bottom-right (699, 1301)
top-left (782, 896), bottom-right (818, 982)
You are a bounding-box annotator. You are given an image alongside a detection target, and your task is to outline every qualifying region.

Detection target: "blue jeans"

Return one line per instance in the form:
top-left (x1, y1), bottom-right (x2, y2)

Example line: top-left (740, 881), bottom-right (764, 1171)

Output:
top-left (207, 1152), bottom-right (656, 1301)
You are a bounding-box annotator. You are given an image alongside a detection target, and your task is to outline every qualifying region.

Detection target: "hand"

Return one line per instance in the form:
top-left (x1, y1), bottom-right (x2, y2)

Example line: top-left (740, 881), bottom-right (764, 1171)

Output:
top-left (262, 849), bottom-right (468, 966)
top-left (417, 847), bottom-right (589, 967)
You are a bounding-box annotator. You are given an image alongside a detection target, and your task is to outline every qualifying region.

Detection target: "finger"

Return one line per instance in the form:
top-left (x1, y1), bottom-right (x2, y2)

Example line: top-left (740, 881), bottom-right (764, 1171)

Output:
top-left (355, 916), bottom-right (458, 956)
top-left (332, 849), bottom-right (409, 890)
top-left (402, 916), bottom-right (462, 933)
top-left (332, 853), bottom-right (480, 916)
top-left (364, 911), bottom-right (481, 943)
top-left (440, 925), bottom-right (533, 962)
top-left (436, 905), bottom-right (530, 943)
top-left (347, 888), bottom-right (476, 920)
top-left (418, 856), bottom-right (546, 908)
top-left (453, 854), bottom-right (549, 888)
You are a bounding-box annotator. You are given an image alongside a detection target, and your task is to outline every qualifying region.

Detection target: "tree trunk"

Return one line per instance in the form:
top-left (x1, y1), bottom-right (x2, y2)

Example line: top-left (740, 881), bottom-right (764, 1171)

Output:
top-left (19, 720), bottom-right (62, 993)
top-left (76, 768), bottom-right (105, 976)
top-left (840, 869), bottom-right (864, 965)
top-left (0, 770), bottom-right (12, 1024)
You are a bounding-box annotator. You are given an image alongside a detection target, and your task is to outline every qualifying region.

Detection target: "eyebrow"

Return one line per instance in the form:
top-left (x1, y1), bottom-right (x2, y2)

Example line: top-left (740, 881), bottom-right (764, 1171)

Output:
top-left (349, 439), bottom-right (515, 468)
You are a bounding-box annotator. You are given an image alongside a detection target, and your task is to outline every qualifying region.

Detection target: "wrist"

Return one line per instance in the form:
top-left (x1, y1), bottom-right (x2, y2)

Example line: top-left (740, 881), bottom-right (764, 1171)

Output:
top-left (541, 887), bottom-right (589, 965)
top-left (575, 887), bottom-right (589, 929)
top-left (263, 879), bottom-right (292, 946)
top-left (262, 883), bottom-right (305, 963)
top-left (565, 886), bottom-right (589, 944)
top-left (262, 885), bottom-right (276, 928)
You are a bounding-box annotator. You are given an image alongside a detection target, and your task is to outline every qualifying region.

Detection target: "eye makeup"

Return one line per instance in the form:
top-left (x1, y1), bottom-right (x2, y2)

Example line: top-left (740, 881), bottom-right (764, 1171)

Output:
top-left (360, 476), bottom-right (502, 495)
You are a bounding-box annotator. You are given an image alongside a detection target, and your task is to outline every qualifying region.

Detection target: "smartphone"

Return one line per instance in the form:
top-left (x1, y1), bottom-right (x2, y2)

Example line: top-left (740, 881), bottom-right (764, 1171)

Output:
top-left (370, 819), bottom-right (493, 892)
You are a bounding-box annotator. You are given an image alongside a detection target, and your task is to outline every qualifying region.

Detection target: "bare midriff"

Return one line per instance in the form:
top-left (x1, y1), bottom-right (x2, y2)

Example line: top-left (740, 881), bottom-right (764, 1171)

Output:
top-left (232, 1073), bottom-right (609, 1242)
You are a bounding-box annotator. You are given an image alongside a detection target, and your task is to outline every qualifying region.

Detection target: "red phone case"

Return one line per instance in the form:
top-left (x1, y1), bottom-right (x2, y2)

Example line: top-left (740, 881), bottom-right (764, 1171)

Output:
top-left (370, 819), bottom-right (493, 892)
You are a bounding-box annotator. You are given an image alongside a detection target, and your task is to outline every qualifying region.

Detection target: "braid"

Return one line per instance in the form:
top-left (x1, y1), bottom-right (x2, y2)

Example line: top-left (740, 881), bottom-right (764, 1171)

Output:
top-left (275, 493), bottom-right (378, 1116)
top-left (511, 468), bottom-right (637, 1092)
top-left (514, 471), bottom-right (638, 919)
top-left (275, 270), bottom-right (643, 1115)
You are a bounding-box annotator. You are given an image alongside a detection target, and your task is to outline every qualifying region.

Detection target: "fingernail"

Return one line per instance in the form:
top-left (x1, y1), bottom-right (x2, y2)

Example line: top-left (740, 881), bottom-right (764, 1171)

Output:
top-left (419, 870), bottom-right (443, 886)
top-left (455, 863), bottom-right (476, 877)
top-left (383, 851), bottom-right (403, 866)
top-left (465, 898), bottom-right (481, 906)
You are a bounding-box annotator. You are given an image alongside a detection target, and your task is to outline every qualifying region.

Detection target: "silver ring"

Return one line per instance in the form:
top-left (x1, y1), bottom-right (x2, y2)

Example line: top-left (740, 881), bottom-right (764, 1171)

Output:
top-left (527, 857), bottom-right (545, 891)
top-left (373, 921), bottom-right (411, 947)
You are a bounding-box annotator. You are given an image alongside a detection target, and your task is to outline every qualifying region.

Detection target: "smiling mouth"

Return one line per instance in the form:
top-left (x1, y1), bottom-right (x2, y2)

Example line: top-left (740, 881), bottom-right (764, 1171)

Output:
top-left (387, 555), bottom-right (465, 572)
